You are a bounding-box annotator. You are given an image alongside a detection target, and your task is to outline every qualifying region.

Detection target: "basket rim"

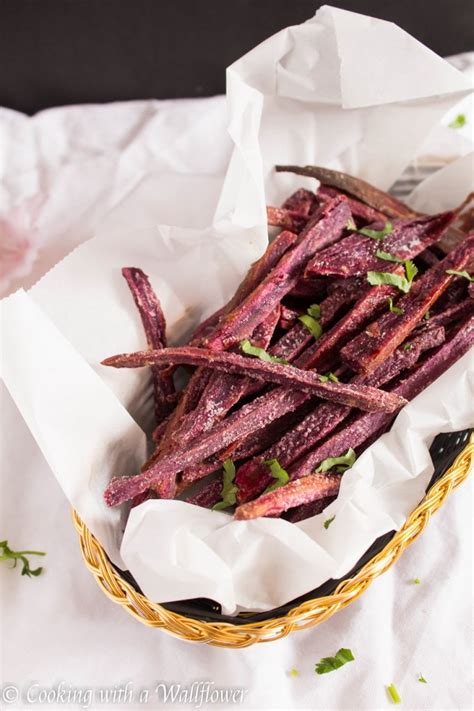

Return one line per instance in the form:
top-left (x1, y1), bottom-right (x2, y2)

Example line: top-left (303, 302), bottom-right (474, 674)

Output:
top-left (73, 431), bottom-right (473, 647)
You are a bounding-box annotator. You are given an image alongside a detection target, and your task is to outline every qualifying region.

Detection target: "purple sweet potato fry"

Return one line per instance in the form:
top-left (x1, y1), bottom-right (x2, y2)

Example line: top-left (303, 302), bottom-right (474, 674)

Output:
top-left (204, 197), bottom-right (351, 350)
top-left (306, 212), bottom-right (454, 279)
top-left (122, 267), bottom-right (176, 422)
top-left (182, 477), bottom-right (224, 508)
top-left (275, 165), bottom-right (417, 220)
top-left (279, 305), bottom-right (301, 329)
top-left (267, 206), bottom-right (308, 233)
top-left (317, 184), bottom-right (388, 223)
top-left (285, 495), bottom-right (337, 523)
top-left (282, 188), bottom-right (318, 215)
top-left (234, 473), bottom-right (341, 520)
top-left (416, 299), bottom-right (474, 331)
top-left (341, 235), bottom-right (474, 374)
top-left (288, 277), bottom-right (327, 300)
top-left (187, 229), bottom-right (298, 345)
top-left (102, 346), bottom-right (406, 412)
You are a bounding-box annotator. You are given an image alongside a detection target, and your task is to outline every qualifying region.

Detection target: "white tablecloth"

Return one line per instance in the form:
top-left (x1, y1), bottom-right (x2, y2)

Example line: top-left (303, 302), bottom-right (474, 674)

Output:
top-left (1, 93), bottom-right (472, 711)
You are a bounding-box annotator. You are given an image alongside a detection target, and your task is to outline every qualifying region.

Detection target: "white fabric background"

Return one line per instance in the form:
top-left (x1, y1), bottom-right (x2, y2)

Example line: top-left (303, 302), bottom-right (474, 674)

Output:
top-left (1, 63), bottom-right (473, 710)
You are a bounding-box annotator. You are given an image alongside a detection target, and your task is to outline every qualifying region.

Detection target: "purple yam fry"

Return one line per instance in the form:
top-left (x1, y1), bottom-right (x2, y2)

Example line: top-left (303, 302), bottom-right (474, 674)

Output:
top-left (102, 346), bottom-right (406, 413)
top-left (234, 473), bottom-right (341, 520)
top-left (187, 229), bottom-right (298, 345)
top-left (305, 212), bottom-right (454, 279)
top-left (122, 267), bottom-right (176, 422)
top-left (282, 188), bottom-right (319, 215)
top-left (182, 477), bottom-right (224, 508)
top-left (204, 197), bottom-right (352, 350)
top-left (276, 165), bottom-right (416, 220)
top-left (341, 235), bottom-right (474, 374)
top-left (151, 416), bottom-right (170, 444)
top-left (289, 276), bottom-right (327, 300)
top-left (279, 305), bottom-right (301, 330)
top-left (416, 299), bottom-right (474, 332)
top-left (267, 206), bottom-right (308, 233)
top-left (317, 184), bottom-right (388, 223)
top-left (285, 495), bottom-right (337, 523)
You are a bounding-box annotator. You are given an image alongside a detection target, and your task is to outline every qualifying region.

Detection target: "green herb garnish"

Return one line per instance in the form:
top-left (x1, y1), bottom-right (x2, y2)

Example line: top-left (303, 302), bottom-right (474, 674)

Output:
top-left (240, 339), bottom-right (288, 364)
top-left (0, 540), bottom-right (46, 577)
top-left (412, 577), bottom-right (421, 585)
top-left (387, 683), bottom-right (401, 704)
top-left (212, 460), bottom-right (238, 511)
top-left (404, 259), bottom-right (418, 283)
top-left (319, 372), bottom-right (339, 383)
top-left (288, 668), bottom-right (299, 678)
top-left (418, 673), bottom-right (427, 684)
top-left (376, 249), bottom-right (405, 264)
top-left (403, 343), bottom-right (413, 351)
top-left (368, 258), bottom-right (418, 294)
top-left (324, 515), bottom-right (335, 529)
top-left (315, 648), bottom-right (355, 674)
top-left (423, 310), bottom-right (430, 321)
top-left (367, 271), bottom-right (411, 293)
top-left (316, 448), bottom-right (356, 474)
top-left (448, 113), bottom-right (466, 129)
top-left (298, 314), bottom-right (323, 340)
top-left (387, 297), bottom-right (404, 315)
top-left (307, 304), bottom-right (321, 319)
top-left (349, 221), bottom-right (393, 240)
top-left (299, 303), bottom-right (323, 340)
top-left (263, 459), bottom-right (290, 495)
top-left (446, 269), bottom-right (474, 282)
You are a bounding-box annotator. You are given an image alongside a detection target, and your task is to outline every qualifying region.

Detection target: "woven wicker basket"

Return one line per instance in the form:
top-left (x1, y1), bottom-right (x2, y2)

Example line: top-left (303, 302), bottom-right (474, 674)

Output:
top-left (74, 430), bottom-right (473, 648)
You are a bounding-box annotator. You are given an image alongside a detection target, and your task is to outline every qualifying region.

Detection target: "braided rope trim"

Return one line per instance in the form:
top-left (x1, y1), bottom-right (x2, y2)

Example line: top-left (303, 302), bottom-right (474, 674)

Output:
top-left (73, 436), bottom-right (473, 647)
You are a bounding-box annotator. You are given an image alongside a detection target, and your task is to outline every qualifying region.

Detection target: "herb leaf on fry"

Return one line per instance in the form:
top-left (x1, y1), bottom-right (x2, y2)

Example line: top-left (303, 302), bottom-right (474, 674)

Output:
top-left (263, 459), bottom-right (290, 494)
top-left (299, 303), bottom-right (323, 340)
top-left (319, 372), bottom-right (339, 383)
top-left (446, 269), bottom-right (474, 282)
top-left (376, 249), bottom-right (405, 264)
top-left (240, 339), bottom-right (288, 364)
top-left (349, 221), bottom-right (393, 240)
top-left (212, 460), bottom-right (238, 511)
top-left (316, 448), bottom-right (356, 473)
top-left (367, 257), bottom-right (418, 294)
top-left (387, 297), bottom-right (404, 315)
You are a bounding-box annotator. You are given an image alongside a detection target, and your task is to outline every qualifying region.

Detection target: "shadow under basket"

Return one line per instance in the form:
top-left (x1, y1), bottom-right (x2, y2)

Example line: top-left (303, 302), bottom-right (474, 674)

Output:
top-left (74, 430), bottom-right (473, 647)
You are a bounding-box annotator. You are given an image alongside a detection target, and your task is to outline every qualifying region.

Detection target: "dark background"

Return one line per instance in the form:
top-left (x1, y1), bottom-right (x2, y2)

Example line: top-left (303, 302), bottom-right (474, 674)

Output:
top-left (1, 0), bottom-right (473, 115)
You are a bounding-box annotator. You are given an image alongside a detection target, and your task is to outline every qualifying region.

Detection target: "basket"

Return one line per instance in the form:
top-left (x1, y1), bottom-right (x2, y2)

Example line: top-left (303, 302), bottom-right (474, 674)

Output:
top-left (74, 429), bottom-right (473, 648)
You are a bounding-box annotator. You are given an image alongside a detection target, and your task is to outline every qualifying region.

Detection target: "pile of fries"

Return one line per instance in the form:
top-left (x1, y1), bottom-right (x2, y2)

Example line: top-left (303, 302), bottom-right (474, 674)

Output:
top-left (102, 166), bottom-right (474, 523)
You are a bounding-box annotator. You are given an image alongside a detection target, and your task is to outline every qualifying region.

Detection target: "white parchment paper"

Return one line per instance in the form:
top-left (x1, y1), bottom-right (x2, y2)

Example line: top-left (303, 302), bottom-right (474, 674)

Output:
top-left (1, 6), bottom-right (473, 614)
